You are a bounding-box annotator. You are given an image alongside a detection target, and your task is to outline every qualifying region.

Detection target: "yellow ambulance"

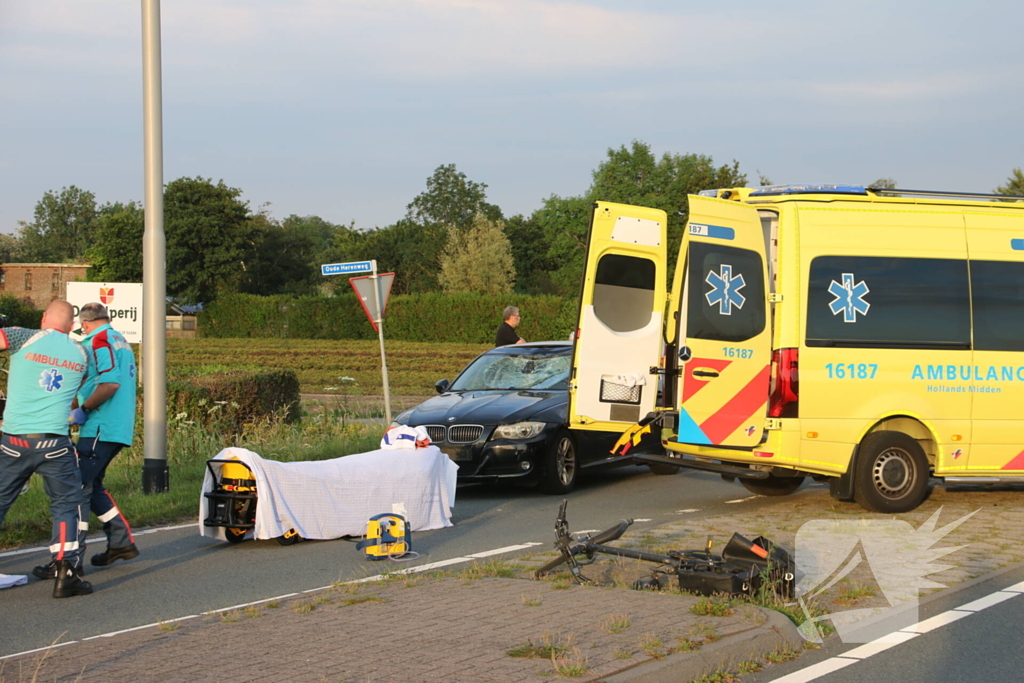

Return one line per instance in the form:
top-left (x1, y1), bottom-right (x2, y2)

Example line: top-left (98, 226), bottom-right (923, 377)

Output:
top-left (568, 185), bottom-right (1024, 512)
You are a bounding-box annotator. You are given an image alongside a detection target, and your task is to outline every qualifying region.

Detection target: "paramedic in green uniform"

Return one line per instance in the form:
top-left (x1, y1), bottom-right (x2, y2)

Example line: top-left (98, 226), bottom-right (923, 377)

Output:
top-left (67, 303), bottom-right (140, 569)
top-left (0, 300), bottom-right (92, 598)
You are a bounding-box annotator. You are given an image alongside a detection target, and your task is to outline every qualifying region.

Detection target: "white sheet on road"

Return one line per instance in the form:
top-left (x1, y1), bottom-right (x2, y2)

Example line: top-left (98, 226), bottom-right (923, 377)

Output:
top-left (200, 446), bottom-right (458, 541)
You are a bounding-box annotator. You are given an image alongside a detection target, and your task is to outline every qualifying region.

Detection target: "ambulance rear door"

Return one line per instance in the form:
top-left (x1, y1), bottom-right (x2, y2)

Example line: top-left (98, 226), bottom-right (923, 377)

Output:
top-left (670, 195), bottom-right (771, 449)
top-left (569, 202), bottom-right (667, 432)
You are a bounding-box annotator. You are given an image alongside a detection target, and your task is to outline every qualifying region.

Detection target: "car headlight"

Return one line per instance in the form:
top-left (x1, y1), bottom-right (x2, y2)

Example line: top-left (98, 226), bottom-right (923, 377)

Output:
top-left (492, 422), bottom-right (546, 440)
top-left (390, 412), bottom-right (411, 429)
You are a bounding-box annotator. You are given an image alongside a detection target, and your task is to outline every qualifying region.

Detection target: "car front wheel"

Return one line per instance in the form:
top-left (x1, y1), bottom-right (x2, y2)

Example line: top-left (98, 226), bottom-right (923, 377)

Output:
top-left (538, 430), bottom-right (578, 494)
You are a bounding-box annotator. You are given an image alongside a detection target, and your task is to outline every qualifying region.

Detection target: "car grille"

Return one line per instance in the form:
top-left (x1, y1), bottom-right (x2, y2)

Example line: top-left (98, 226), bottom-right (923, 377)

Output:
top-left (423, 424), bottom-right (484, 444)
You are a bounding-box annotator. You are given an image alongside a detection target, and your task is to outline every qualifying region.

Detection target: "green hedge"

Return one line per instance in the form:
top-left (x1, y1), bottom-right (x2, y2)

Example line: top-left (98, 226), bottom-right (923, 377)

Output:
top-left (199, 293), bottom-right (581, 343)
top-left (0, 294), bottom-right (44, 328)
top-left (167, 368), bottom-right (301, 431)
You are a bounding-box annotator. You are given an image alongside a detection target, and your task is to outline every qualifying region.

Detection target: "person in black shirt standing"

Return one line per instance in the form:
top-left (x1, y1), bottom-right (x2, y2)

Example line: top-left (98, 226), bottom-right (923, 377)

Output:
top-left (494, 306), bottom-right (525, 347)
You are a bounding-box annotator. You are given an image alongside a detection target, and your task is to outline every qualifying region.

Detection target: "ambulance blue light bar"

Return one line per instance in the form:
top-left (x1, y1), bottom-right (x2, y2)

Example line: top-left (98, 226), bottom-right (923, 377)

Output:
top-left (748, 184), bottom-right (868, 197)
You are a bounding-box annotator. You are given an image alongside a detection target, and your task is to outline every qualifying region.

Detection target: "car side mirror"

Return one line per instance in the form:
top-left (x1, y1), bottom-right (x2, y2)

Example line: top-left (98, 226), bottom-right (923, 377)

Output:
top-left (435, 379), bottom-right (450, 394)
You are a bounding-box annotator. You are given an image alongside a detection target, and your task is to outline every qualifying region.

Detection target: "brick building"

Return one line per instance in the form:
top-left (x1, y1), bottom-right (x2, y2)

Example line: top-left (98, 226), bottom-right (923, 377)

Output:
top-left (0, 263), bottom-right (90, 309)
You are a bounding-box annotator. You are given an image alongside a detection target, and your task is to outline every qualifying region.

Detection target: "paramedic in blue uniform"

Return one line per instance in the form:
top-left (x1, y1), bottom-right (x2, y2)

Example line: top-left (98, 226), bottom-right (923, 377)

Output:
top-left (0, 300), bottom-right (92, 598)
top-left (70, 302), bottom-right (139, 569)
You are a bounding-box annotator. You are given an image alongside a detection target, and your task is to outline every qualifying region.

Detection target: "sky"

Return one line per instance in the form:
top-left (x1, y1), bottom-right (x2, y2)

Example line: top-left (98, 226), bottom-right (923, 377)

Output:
top-left (2, 0), bottom-right (1023, 234)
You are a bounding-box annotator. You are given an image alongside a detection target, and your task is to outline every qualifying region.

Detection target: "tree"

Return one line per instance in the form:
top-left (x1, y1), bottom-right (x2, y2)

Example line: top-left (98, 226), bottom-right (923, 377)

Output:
top-left (995, 168), bottom-right (1024, 197)
top-left (869, 177), bottom-right (898, 190)
top-left (346, 220), bottom-right (446, 295)
top-left (164, 177), bottom-right (254, 304)
top-left (86, 202), bottom-right (145, 282)
top-left (18, 186), bottom-right (97, 262)
top-left (0, 233), bottom-right (22, 263)
top-left (536, 141), bottom-right (747, 295)
top-left (406, 163), bottom-right (503, 231)
top-left (438, 213), bottom-right (515, 295)
top-left (504, 214), bottom-right (559, 295)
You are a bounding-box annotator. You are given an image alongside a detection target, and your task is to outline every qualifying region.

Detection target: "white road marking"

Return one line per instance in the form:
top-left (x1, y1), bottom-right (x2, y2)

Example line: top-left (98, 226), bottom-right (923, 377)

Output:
top-left (676, 509), bottom-right (699, 513)
top-left (0, 522), bottom-right (197, 560)
top-left (724, 496), bottom-right (759, 504)
top-left (0, 541), bottom-right (544, 662)
top-left (767, 588), bottom-right (1023, 682)
top-left (634, 518), bottom-right (652, 522)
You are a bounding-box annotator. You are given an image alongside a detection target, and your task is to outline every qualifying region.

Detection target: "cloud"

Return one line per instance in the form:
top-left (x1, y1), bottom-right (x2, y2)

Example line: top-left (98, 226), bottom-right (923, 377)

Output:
top-left (3, 0), bottom-right (756, 80)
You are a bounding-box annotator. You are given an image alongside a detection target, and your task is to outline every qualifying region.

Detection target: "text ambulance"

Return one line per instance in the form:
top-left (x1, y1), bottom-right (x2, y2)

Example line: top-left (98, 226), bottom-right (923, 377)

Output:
top-left (569, 185), bottom-right (1024, 512)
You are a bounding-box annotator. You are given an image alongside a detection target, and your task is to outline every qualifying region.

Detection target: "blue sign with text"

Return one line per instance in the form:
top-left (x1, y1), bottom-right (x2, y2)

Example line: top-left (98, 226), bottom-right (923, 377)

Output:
top-left (321, 261), bottom-right (373, 276)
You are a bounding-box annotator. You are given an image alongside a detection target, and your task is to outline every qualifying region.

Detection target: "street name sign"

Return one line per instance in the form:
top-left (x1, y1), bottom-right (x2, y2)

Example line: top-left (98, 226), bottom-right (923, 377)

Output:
top-left (321, 260), bottom-right (374, 276)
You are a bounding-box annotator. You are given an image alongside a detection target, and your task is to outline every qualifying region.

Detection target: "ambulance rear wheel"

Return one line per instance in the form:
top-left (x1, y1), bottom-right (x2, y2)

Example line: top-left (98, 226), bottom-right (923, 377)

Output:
top-left (740, 474), bottom-right (804, 496)
top-left (225, 528), bottom-right (248, 543)
top-left (853, 431), bottom-right (930, 513)
top-left (539, 430), bottom-right (577, 494)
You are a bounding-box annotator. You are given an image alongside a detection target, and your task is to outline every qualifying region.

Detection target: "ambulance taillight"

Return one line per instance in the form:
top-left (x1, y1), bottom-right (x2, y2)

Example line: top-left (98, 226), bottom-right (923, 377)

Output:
top-left (769, 348), bottom-right (799, 418)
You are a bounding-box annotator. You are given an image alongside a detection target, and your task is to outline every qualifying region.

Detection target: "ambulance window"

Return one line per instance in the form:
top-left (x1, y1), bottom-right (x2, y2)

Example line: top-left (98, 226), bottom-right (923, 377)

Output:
top-left (806, 256), bottom-right (970, 348)
top-left (971, 260), bottom-right (1024, 352)
top-left (686, 242), bottom-right (766, 342)
top-left (593, 254), bottom-right (656, 332)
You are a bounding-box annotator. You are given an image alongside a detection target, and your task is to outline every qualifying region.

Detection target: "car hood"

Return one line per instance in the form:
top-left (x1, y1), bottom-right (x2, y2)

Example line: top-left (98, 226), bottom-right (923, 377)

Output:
top-left (404, 390), bottom-right (567, 426)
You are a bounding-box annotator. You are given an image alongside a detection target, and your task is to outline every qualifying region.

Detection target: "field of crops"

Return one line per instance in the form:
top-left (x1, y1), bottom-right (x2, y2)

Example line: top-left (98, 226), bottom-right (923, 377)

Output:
top-left (167, 338), bottom-right (492, 397)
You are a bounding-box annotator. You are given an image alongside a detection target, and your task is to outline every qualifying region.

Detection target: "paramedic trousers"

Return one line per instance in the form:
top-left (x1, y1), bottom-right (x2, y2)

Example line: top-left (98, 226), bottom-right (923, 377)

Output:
top-left (76, 437), bottom-right (134, 550)
top-left (0, 433), bottom-right (86, 568)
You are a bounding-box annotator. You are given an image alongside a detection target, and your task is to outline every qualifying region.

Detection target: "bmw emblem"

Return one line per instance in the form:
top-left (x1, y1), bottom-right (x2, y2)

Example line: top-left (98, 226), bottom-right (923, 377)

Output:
top-left (448, 417), bottom-right (456, 422)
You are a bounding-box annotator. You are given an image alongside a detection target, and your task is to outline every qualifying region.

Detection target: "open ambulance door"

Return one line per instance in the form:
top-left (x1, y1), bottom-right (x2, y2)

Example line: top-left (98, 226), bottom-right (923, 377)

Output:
top-left (569, 202), bottom-right (667, 434)
top-left (667, 195), bottom-right (771, 449)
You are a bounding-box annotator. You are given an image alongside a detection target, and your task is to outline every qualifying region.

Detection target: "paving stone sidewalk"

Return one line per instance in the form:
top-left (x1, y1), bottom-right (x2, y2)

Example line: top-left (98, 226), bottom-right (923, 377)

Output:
top-left (1, 575), bottom-right (795, 683)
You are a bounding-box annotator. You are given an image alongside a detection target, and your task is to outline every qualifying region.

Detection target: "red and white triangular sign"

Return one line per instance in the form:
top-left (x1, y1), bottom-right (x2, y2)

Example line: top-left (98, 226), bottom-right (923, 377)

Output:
top-left (349, 273), bottom-right (395, 331)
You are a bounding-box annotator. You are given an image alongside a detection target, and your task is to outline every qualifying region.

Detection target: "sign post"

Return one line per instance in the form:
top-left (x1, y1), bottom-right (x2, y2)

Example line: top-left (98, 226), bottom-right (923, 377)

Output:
top-left (322, 260), bottom-right (395, 424)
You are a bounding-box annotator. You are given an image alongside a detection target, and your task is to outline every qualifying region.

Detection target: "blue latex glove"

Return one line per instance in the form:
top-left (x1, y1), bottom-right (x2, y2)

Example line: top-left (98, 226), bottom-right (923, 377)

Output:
top-left (69, 407), bottom-right (88, 425)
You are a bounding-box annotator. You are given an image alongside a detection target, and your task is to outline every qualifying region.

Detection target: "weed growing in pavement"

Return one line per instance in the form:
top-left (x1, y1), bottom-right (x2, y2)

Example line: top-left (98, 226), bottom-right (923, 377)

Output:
top-left (688, 670), bottom-right (739, 683)
top-left (832, 583), bottom-right (876, 606)
top-left (157, 621), bottom-right (181, 632)
top-left (599, 614), bottom-right (632, 634)
top-left (550, 647), bottom-right (589, 678)
top-left (764, 647), bottom-right (799, 664)
top-left (339, 596), bottom-right (386, 607)
top-left (689, 597), bottom-right (736, 617)
top-left (219, 609), bottom-right (244, 622)
top-left (613, 647), bottom-right (635, 659)
top-left (507, 634), bottom-right (571, 659)
top-left (266, 600), bottom-right (280, 609)
top-left (688, 621), bottom-right (721, 643)
top-left (522, 594), bottom-right (544, 607)
top-left (292, 601), bottom-right (316, 614)
top-left (737, 659), bottom-right (764, 674)
top-left (243, 605), bottom-right (264, 618)
top-left (674, 637), bottom-right (701, 653)
top-left (457, 560), bottom-right (519, 580)
top-left (550, 578), bottom-right (573, 590)
top-left (638, 633), bottom-right (666, 659)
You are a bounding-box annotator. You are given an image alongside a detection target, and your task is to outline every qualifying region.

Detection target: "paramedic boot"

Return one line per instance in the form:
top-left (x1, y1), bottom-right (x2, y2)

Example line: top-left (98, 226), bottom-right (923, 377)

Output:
top-left (53, 561), bottom-right (93, 599)
top-left (91, 543), bottom-right (139, 567)
top-left (32, 560), bottom-right (58, 580)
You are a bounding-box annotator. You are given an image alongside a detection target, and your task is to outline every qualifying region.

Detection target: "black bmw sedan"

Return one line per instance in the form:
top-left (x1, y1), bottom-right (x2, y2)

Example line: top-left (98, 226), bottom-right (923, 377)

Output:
top-left (390, 341), bottom-right (655, 493)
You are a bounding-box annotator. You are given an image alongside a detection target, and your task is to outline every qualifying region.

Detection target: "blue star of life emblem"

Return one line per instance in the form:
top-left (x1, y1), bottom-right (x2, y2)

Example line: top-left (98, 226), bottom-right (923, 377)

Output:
top-left (40, 368), bottom-right (64, 393)
top-left (828, 273), bottom-right (870, 323)
top-left (705, 264), bottom-right (746, 315)
top-left (129, 364), bottom-right (136, 380)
